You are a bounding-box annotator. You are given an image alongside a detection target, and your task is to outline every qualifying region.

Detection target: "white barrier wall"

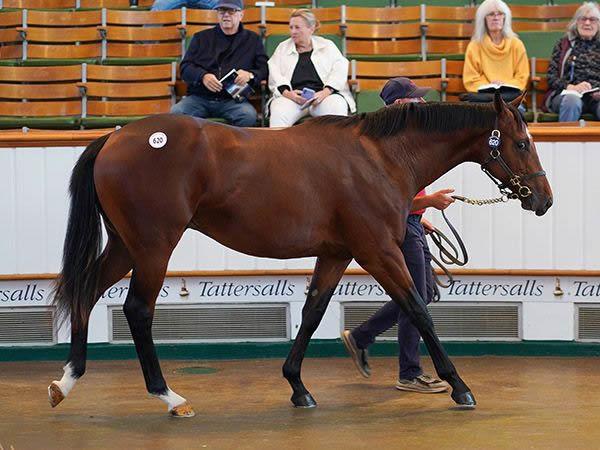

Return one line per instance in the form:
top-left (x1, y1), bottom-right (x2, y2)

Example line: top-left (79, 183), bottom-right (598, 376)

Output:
top-left (1, 273), bottom-right (598, 342)
top-left (1, 141), bottom-right (599, 274)
top-left (1, 140), bottom-right (599, 344)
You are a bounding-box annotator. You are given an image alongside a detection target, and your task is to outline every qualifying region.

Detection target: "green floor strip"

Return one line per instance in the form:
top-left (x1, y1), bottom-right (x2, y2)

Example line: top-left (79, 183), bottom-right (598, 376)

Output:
top-left (1, 340), bottom-right (600, 362)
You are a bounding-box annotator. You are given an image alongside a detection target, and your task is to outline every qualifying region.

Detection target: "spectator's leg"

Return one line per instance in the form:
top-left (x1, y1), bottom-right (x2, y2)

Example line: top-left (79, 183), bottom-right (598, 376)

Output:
top-left (557, 94), bottom-right (583, 122)
top-left (170, 95), bottom-right (209, 118)
top-left (221, 100), bottom-right (258, 127)
top-left (190, 0), bottom-right (218, 8)
top-left (269, 96), bottom-right (306, 128)
top-left (311, 94), bottom-right (349, 117)
top-left (151, 0), bottom-right (185, 11)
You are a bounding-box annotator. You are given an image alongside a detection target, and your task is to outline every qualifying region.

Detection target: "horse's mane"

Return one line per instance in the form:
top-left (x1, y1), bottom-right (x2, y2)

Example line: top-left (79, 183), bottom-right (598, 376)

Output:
top-left (311, 102), bottom-right (499, 139)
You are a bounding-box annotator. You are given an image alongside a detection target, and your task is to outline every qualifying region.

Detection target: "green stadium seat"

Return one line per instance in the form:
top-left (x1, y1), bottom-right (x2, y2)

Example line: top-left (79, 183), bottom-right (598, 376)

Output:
top-left (0, 65), bottom-right (82, 129)
top-left (2, 0), bottom-right (76, 7)
top-left (0, 10), bottom-right (23, 63)
top-left (79, 62), bottom-right (175, 128)
top-left (100, 9), bottom-right (184, 65)
top-left (342, 7), bottom-right (423, 61)
top-left (397, 0), bottom-right (468, 5)
top-left (265, 32), bottom-right (342, 58)
top-left (355, 90), bottom-right (385, 114)
top-left (317, 0), bottom-right (391, 6)
top-left (537, 113), bottom-right (597, 122)
top-left (509, 0), bottom-right (548, 4)
top-left (518, 31), bottom-right (564, 59)
top-left (350, 59), bottom-right (445, 105)
top-left (17, 9), bottom-right (103, 65)
top-left (511, 4), bottom-right (575, 32)
top-left (79, 0), bottom-right (154, 7)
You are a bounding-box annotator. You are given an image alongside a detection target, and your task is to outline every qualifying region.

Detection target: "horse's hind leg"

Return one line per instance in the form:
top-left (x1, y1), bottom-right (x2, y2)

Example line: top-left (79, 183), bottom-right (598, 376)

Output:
top-left (49, 231), bottom-right (133, 407)
top-left (356, 244), bottom-right (475, 409)
top-left (283, 256), bottom-right (351, 408)
top-left (123, 249), bottom-right (194, 418)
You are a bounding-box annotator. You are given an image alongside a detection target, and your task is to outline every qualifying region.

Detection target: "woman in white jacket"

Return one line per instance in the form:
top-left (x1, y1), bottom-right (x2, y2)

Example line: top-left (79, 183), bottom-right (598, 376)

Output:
top-left (267, 9), bottom-right (356, 127)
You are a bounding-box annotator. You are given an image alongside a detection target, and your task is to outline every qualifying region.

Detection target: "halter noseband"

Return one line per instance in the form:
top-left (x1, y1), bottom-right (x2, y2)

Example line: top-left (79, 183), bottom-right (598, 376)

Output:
top-left (480, 118), bottom-right (546, 200)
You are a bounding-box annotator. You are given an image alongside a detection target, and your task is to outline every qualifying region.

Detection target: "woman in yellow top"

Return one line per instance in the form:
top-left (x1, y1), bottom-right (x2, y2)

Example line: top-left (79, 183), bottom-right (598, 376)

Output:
top-left (463, 0), bottom-right (529, 95)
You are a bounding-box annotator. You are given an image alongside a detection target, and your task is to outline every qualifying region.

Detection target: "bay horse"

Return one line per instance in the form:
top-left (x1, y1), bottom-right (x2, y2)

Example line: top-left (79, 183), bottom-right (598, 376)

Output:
top-left (49, 92), bottom-right (552, 417)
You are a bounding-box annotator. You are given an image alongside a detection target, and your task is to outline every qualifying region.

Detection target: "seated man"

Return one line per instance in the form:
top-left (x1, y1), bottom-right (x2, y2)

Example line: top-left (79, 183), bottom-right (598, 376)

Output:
top-left (170, 0), bottom-right (267, 126)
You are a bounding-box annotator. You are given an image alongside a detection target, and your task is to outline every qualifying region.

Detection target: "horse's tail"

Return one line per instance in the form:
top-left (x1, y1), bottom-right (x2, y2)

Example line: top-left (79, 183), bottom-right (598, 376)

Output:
top-left (52, 133), bottom-right (112, 331)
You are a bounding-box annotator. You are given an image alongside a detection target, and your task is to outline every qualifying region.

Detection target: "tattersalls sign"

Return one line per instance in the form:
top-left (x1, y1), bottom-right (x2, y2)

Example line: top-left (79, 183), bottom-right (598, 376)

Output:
top-left (572, 281), bottom-right (600, 297)
top-left (195, 280), bottom-right (294, 297)
top-left (0, 275), bottom-right (600, 306)
top-left (0, 283), bottom-right (45, 302)
top-left (445, 279), bottom-right (544, 297)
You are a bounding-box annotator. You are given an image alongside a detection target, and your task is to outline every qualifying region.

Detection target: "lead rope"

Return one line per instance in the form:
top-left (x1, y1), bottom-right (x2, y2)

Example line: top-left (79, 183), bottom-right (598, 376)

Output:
top-left (429, 194), bottom-right (509, 302)
top-left (451, 194), bottom-right (509, 206)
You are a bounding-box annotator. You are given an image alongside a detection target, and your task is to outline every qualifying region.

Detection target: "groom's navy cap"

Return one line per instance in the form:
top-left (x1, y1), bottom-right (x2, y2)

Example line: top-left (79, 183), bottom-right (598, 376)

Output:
top-left (215, 0), bottom-right (243, 9)
top-left (380, 77), bottom-right (431, 105)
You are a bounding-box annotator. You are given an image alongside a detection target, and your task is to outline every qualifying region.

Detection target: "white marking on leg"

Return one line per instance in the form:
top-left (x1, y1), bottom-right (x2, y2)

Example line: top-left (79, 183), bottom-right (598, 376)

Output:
top-left (153, 388), bottom-right (187, 411)
top-left (55, 363), bottom-right (78, 397)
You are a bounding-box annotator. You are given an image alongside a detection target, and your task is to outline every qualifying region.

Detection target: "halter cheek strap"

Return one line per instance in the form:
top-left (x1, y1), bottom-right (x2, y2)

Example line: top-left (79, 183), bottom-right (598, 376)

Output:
top-left (480, 121), bottom-right (546, 200)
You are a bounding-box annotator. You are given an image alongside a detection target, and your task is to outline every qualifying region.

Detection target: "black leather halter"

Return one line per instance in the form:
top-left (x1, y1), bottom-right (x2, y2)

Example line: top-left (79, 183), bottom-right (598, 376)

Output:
top-left (480, 119), bottom-right (546, 199)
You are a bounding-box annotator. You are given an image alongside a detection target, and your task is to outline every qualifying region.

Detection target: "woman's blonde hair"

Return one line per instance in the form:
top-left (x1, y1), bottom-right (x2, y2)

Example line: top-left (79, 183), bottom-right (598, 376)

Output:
top-left (472, 0), bottom-right (516, 42)
top-left (290, 9), bottom-right (320, 32)
top-left (567, 2), bottom-right (600, 41)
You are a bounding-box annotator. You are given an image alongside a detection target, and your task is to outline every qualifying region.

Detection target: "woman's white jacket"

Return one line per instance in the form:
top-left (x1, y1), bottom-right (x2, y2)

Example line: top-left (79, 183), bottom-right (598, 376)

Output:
top-left (267, 35), bottom-right (356, 113)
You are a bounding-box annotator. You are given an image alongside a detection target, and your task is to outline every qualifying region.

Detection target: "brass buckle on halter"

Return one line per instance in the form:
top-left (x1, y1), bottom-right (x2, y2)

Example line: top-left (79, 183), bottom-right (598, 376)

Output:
top-left (519, 185), bottom-right (532, 198)
top-left (510, 176), bottom-right (521, 186)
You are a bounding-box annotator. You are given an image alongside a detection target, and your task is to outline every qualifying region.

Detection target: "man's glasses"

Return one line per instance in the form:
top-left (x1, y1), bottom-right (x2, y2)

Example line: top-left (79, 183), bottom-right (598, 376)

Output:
top-left (577, 16), bottom-right (599, 23)
top-left (486, 11), bottom-right (505, 18)
top-left (217, 7), bottom-right (241, 15)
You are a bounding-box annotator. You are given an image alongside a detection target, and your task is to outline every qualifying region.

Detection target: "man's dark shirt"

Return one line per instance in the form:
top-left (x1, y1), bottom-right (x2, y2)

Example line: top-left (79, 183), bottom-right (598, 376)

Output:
top-left (180, 23), bottom-right (268, 100)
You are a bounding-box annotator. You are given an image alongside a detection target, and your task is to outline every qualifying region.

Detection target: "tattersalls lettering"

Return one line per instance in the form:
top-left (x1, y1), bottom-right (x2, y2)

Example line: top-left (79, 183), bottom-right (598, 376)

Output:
top-left (573, 281), bottom-right (600, 297)
top-left (99, 285), bottom-right (169, 299)
top-left (0, 284), bottom-right (45, 302)
top-left (197, 280), bottom-right (295, 297)
top-left (446, 279), bottom-right (543, 297)
top-left (333, 282), bottom-right (386, 297)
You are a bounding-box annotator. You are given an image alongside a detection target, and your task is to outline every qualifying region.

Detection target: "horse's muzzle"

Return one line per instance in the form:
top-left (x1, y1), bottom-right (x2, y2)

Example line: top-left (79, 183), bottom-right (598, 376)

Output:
top-left (535, 196), bottom-right (553, 216)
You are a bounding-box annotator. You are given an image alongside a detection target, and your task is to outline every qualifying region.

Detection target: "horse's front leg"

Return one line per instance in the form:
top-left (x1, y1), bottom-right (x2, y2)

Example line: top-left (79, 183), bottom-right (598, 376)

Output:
top-left (283, 256), bottom-right (351, 408)
top-left (356, 243), bottom-right (476, 409)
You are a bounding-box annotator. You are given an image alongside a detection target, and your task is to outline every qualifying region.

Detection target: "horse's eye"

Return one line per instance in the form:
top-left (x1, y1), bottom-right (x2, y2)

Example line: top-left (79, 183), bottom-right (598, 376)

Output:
top-left (516, 140), bottom-right (529, 152)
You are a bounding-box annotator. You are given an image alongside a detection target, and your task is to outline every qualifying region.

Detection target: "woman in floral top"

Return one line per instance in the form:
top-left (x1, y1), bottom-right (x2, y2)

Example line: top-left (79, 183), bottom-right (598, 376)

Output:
top-left (544, 2), bottom-right (600, 122)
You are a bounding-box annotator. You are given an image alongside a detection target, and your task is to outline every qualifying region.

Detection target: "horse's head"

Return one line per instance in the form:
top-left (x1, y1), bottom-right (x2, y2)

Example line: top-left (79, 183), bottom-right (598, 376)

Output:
top-left (481, 92), bottom-right (553, 216)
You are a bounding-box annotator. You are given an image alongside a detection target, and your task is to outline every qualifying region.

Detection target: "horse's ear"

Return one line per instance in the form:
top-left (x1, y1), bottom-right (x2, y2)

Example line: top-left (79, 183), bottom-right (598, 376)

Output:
top-left (510, 91), bottom-right (527, 108)
top-left (493, 91), bottom-right (506, 115)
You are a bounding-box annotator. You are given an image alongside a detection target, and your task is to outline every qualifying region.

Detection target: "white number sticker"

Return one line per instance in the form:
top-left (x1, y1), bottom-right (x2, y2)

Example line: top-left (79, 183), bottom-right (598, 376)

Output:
top-left (149, 132), bottom-right (167, 149)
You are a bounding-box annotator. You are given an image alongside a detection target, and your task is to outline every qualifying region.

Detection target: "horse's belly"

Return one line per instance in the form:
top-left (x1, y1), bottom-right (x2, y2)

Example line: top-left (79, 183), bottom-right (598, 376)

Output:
top-left (191, 213), bottom-right (341, 260)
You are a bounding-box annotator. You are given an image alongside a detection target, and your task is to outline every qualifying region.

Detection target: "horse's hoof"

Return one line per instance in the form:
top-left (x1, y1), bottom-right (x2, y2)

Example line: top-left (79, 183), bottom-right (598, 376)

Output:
top-left (291, 393), bottom-right (317, 408)
top-left (169, 402), bottom-right (195, 418)
top-left (48, 381), bottom-right (65, 408)
top-left (451, 390), bottom-right (477, 409)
